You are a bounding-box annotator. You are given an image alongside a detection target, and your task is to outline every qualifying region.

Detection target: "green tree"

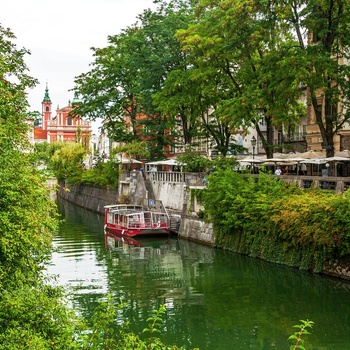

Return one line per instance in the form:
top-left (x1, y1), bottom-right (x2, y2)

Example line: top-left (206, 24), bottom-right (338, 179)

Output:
top-left (0, 25), bottom-right (79, 348)
top-left (114, 140), bottom-right (150, 164)
top-left (279, 0), bottom-right (350, 157)
top-left (0, 25), bottom-right (54, 283)
top-left (33, 141), bottom-right (51, 163)
top-left (177, 146), bottom-right (212, 172)
top-left (154, 61), bottom-right (245, 157)
top-left (73, 25), bottom-right (142, 143)
top-left (177, 0), bottom-right (306, 158)
top-left (74, 0), bottom-right (195, 159)
top-left (137, 0), bottom-right (197, 153)
top-left (50, 142), bottom-right (86, 182)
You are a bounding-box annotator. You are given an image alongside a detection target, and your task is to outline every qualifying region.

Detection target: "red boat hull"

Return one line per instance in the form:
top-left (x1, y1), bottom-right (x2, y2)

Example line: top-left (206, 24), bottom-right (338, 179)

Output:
top-left (104, 224), bottom-right (170, 237)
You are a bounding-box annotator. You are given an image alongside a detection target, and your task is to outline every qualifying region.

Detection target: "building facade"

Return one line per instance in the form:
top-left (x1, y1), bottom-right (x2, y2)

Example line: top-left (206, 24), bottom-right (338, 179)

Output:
top-left (34, 85), bottom-right (91, 144)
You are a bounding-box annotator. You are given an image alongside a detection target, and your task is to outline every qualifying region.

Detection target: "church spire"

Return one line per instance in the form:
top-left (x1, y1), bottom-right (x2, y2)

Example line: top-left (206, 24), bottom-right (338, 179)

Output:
top-left (42, 82), bottom-right (52, 131)
top-left (71, 89), bottom-right (81, 106)
top-left (42, 82), bottom-right (51, 103)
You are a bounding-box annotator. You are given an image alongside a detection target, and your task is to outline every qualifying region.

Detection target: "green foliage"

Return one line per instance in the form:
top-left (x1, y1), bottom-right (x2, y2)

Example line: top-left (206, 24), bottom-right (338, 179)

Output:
top-left (80, 294), bottom-right (118, 349)
top-left (0, 24), bottom-right (57, 284)
top-left (73, 0), bottom-right (350, 159)
top-left (210, 155), bottom-right (240, 171)
top-left (177, 0), bottom-right (306, 157)
top-left (80, 160), bottom-right (120, 189)
top-left (114, 140), bottom-right (150, 161)
top-left (288, 320), bottom-right (314, 350)
top-left (143, 304), bottom-right (167, 345)
top-left (175, 0), bottom-right (350, 157)
top-left (177, 147), bottom-right (212, 172)
top-left (73, 1), bottom-right (193, 157)
top-left (40, 143), bottom-right (120, 188)
top-left (203, 170), bottom-right (350, 271)
top-left (49, 142), bottom-right (87, 182)
top-left (0, 24), bottom-right (79, 350)
top-left (33, 141), bottom-right (51, 162)
top-left (78, 296), bottom-right (190, 350)
top-left (269, 189), bottom-right (350, 260)
top-left (0, 283), bottom-right (79, 350)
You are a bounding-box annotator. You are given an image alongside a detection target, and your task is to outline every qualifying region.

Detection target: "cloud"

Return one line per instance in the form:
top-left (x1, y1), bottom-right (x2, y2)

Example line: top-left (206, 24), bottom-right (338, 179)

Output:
top-left (0, 0), bottom-right (157, 125)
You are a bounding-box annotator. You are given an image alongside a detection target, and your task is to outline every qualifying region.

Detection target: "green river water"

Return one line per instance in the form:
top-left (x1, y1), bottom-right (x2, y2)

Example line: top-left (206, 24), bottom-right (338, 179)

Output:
top-left (47, 198), bottom-right (350, 349)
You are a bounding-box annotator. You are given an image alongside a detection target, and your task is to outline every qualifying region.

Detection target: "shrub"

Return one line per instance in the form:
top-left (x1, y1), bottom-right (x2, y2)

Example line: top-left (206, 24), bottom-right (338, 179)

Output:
top-left (202, 169), bottom-right (350, 271)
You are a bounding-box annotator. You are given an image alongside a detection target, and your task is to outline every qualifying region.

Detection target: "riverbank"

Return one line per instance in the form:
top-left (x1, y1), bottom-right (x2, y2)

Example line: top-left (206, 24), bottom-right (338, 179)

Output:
top-left (56, 176), bottom-right (350, 281)
top-left (50, 201), bottom-right (350, 350)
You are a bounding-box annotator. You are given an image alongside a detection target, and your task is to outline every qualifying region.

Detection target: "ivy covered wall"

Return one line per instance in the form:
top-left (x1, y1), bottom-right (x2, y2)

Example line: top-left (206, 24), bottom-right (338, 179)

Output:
top-left (201, 170), bottom-right (350, 274)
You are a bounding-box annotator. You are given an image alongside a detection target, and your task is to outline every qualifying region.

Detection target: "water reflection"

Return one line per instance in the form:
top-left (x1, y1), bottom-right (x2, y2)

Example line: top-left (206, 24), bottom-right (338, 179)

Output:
top-left (48, 198), bottom-right (350, 350)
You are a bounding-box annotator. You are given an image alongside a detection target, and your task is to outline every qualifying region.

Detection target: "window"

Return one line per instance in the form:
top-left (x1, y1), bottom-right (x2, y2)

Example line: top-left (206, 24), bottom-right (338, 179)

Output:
top-left (67, 117), bottom-right (72, 125)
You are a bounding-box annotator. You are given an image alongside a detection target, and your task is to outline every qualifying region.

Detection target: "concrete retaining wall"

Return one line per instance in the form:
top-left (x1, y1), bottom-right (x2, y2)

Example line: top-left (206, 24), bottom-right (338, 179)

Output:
top-left (181, 217), bottom-right (214, 246)
top-left (56, 179), bottom-right (350, 280)
top-left (151, 181), bottom-right (186, 212)
top-left (58, 182), bottom-right (119, 214)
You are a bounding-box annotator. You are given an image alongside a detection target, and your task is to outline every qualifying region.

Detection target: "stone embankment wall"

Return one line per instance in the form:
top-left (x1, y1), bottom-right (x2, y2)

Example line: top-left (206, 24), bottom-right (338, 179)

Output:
top-left (56, 176), bottom-right (350, 280)
top-left (56, 175), bottom-right (215, 246)
top-left (323, 257), bottom-right (350, 281)
top-left (180, 218), bottom-right (214, 246)
top-left (57, 181), bottom-right (119, 215)
top-left (149, 174), bottom-right (214, 246)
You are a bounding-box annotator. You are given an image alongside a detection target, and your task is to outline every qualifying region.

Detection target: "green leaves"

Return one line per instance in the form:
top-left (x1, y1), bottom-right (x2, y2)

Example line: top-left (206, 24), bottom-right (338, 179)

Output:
top-left (49, 142), bottom-right (87, 181)
top-left (0, 25), bottom-right (79, 349)
top-left (288, 319), bottom-right (314, 350)
top-left (143, 304), bottom-right (167, 336)
top-left (203, 169), bottom-right (350, 270)
top-left (177, 147), bottom-right (212, 172)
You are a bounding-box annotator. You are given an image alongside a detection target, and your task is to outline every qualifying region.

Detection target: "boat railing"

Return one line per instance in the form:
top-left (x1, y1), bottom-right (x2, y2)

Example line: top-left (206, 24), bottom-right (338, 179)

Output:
top-left (127, 214), bottom-right (169, 229)
top-left (128, 217), bottom-right (152, 229)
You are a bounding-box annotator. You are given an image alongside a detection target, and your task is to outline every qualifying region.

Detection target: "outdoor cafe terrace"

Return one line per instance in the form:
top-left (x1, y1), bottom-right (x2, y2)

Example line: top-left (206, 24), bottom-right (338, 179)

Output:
top-left (238, 150), bottom-right (350, 193)
top-left (120, 150), bottom-right (350, 193)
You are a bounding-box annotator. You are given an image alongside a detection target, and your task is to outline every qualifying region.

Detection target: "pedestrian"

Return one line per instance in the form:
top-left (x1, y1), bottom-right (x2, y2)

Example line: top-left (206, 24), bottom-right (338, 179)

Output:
top-left (275, 166), bottom-right (282, 175)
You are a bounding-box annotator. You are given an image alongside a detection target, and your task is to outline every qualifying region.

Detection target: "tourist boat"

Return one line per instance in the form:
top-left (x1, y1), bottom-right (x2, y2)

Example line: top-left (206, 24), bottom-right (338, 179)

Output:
top-left (103, 204), bottom-right (170, 237)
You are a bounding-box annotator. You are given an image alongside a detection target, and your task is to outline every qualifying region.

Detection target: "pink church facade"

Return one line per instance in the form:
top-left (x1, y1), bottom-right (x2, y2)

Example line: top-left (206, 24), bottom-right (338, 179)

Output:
top-left (34, 85), bottom-right (91, 144)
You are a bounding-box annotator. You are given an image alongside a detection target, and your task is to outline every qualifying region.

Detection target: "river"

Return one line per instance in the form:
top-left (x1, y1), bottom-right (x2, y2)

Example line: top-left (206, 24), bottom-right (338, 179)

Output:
top-left (47, 198), bottom-right (350, 349)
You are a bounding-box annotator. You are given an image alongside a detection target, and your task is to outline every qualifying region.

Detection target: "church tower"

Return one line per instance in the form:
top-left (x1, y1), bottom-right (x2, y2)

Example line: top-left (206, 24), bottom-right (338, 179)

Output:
top-left (42, 83), bottom-right (52, 130)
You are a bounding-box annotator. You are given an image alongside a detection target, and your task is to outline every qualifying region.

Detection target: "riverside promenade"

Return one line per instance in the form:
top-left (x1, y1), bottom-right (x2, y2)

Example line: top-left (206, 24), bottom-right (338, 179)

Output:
top-left (142, 169), bottom-right (350, 193)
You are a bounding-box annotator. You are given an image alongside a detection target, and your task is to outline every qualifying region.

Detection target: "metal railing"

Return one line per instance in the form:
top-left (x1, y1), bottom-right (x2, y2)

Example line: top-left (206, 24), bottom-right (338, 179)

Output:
top-left (124, 170), bottom-right (350, 193)
top-left (146, 171), bottom-right (185, 183)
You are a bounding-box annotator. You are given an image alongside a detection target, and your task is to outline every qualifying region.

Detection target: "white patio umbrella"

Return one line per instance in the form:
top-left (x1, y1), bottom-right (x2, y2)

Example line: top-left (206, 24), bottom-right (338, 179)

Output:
top-left (283, 152), bottom-right (302, 159)
top-left (324, 156), bottom-right (350, 162)
top-left (262, 158), bottom-right (292, 166)
top-left (323, 156), bottom-right (350, 176)
top-left (334, 150), bottom-right (350, 158)
top-left (298, 150), bottom-right (326, 159)
top-left (300, 158), bottom-right (328, 176)
top-left (239, 157), bottom-right (267, 164)
top-left (121, 158), bottom-right (142, 164)
top-left (300, 158), bottom-right (328, 164)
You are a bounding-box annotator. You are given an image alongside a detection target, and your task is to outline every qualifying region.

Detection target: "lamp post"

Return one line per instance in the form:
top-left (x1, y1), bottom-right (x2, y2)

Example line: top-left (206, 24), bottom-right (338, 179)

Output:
top-left (251, 136), bottom-right (257, 159)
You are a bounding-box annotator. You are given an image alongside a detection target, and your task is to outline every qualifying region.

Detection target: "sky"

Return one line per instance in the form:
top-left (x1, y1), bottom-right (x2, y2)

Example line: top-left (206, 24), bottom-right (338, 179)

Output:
top-left (0, 0), bottom-right (158, 132)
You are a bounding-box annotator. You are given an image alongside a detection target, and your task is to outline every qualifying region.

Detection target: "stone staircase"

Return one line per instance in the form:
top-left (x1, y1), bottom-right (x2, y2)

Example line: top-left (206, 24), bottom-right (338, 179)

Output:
top-left (145, 178), bottom-right (181, 234)
top-left (144, 178), bottom-right (155, 203)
